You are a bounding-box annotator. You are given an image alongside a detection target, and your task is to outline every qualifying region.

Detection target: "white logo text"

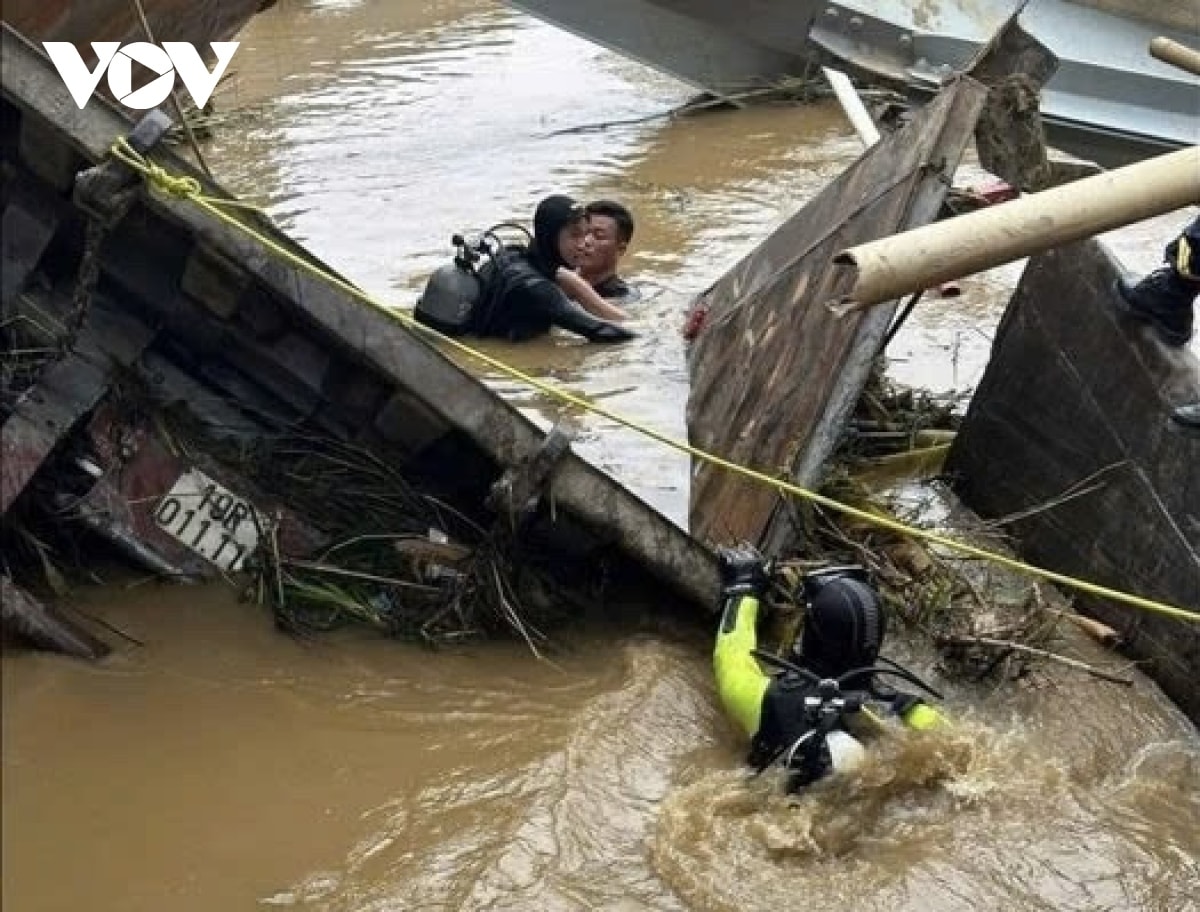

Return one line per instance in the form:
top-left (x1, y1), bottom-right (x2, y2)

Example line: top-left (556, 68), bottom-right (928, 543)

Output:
top-left (43, 41), bottom-right (239, 110)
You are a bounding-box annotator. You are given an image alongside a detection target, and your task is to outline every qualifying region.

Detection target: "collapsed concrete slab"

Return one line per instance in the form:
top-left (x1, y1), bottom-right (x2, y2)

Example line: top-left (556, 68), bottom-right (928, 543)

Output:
top-left (948, 239), bottom-right (1200, 721)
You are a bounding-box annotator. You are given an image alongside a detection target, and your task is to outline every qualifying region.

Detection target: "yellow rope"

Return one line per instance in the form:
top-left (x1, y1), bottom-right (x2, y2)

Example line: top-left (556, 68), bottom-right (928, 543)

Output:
top-left (128, 0), bottom-right (214, 180)
top-left (108, 138), bottom-right (1200, 624)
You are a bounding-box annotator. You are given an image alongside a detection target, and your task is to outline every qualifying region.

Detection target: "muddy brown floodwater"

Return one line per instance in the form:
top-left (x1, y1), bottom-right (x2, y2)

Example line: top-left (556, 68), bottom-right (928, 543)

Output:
top-left (3, 2), bottom-right (1198, 911)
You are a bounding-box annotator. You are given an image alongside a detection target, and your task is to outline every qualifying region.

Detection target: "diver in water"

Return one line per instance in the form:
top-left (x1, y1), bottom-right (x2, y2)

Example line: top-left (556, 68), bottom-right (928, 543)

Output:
top-left (714, 544), bottom-right (944, 791)
top-left (416, 194), bottom-right (635, 343)
top-left (475, 194), bottom-right (635, 343)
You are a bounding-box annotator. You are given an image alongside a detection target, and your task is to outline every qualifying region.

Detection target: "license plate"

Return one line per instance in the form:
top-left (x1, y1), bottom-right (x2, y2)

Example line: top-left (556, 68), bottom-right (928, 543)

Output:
top-left (152, 469), bottom-right (266, 572)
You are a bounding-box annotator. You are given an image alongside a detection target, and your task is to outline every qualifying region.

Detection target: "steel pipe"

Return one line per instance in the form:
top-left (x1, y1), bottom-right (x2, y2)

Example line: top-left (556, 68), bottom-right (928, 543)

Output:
top-left (834, 147), bottom-right (1200, 307)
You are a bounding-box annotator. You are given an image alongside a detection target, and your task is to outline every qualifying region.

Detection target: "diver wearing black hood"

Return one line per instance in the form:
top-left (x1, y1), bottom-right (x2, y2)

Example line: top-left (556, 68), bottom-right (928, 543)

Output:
top-left (713, 546), bottom-right (945, 790)
top-left (529, 194), bottom-right (583, 277)
top-left (474, 195), bottom-right (636, 343)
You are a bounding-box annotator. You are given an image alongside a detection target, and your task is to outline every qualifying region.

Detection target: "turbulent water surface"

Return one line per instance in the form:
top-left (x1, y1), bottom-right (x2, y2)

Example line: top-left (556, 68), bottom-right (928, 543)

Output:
top-left (3, 2), bottom-right (1197, 910)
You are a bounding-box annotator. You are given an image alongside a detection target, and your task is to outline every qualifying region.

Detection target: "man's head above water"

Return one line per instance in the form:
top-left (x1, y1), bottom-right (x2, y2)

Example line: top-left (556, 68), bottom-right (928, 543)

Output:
top-left (581, 199), bottom-right (634, 283)
top-left (532, 194), bottom-right (590, 273)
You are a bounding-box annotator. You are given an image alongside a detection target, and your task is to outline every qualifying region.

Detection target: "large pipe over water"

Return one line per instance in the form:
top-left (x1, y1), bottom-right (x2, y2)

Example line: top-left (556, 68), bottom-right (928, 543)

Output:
top-left (1150, 37), bottom-right (1200, 77)
top-left (834, 147), bottom-right (1200, 308)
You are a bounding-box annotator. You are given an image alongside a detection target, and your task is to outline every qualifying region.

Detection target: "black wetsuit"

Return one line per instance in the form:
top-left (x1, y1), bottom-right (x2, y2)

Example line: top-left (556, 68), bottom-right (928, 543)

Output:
top-left (716, 592), bottom-right (941, 790)
top-left (591, 274), bottom-right (639, 302)
top-left (474, 252), bottom-right (630, 342)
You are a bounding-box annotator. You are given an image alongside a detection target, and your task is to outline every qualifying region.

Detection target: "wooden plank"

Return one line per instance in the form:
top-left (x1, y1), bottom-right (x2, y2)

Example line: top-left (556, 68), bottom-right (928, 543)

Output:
top-left (947, 240), bottom-right (1200, 721)
top-left (686, 78), bottom-right (987, 549)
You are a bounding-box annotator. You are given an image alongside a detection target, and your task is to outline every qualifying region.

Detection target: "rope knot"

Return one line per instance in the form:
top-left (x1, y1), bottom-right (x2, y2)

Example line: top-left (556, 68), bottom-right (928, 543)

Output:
top-left (145, 163), bottom-right (201, 198)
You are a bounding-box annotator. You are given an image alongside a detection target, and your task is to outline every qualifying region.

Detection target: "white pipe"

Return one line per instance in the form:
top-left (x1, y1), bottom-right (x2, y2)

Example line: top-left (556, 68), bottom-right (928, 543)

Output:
top-left (834, 147), bottom-right (1200, 307)
top-left (822, 66), bottom-right (881, 149)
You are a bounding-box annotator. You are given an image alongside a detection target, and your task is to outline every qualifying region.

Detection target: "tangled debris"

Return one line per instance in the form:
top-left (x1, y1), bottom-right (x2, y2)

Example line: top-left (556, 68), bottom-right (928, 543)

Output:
top-left (1, 360), bottom-right (602, 654)
top-left (771, 477), bottom-right (1131, 689)
top-left (156, 394), bottom-right (602, 651)
top-left (837, 361), bottom-right (963, 470)
top-left (759, 367), bottom-right (1132, 691)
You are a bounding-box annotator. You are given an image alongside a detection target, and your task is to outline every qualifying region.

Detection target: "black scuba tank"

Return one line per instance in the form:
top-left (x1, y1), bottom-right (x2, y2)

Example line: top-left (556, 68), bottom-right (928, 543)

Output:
top-left (414, 234), bottom-right (484, 336)
top-left (415, 226), bottom-right (534, 336)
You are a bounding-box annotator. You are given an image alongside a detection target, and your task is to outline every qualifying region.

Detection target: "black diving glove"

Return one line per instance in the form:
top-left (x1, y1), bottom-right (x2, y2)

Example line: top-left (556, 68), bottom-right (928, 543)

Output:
top-left (716, 544), bottom-right (771, 598)
top-left (539, 290), bottom-right (637, 343)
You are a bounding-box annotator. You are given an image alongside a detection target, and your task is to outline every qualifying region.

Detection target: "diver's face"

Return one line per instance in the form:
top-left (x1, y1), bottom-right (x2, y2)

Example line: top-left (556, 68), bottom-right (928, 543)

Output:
top-left (557, 218), bottom-right (591, 267)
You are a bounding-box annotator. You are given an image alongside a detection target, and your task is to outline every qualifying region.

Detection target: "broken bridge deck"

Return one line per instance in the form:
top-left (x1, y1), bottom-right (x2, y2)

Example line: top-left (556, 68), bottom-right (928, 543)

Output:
top-left (686, 77), bottom-right (987, 553)
top-left (1, 25), bottom-right (717, 651)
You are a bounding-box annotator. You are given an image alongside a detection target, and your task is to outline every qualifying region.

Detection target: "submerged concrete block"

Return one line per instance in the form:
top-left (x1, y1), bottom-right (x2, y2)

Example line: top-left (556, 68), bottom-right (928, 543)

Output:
top-left (373, 389), bottom-right (447, 454)
top-left (237, 284), bottom-right (288, 340)
top-left (17, 114), bottom-right (81, 191)
top-left (265, 332), bottom-right (331, 387)
top-left (321, 361), bottom-right (390, 430)
top-left (101, 209), bottom-right (195, 311)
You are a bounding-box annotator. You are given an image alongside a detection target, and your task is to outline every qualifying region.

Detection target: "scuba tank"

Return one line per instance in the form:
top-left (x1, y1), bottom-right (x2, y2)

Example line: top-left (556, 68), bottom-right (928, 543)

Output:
top-left (824, 730), bottom-right (867, 775)
top-left (414, 234), bottom-right (484, 336)
top-left (415, 225), bottom-right (532, 336)
top-left (749, 646), bottom-right (944, 792)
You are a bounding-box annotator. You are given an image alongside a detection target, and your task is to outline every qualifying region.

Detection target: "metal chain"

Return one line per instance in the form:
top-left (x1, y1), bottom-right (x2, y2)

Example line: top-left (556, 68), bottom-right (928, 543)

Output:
top-left (63, 216), bottom-right (106, 353)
